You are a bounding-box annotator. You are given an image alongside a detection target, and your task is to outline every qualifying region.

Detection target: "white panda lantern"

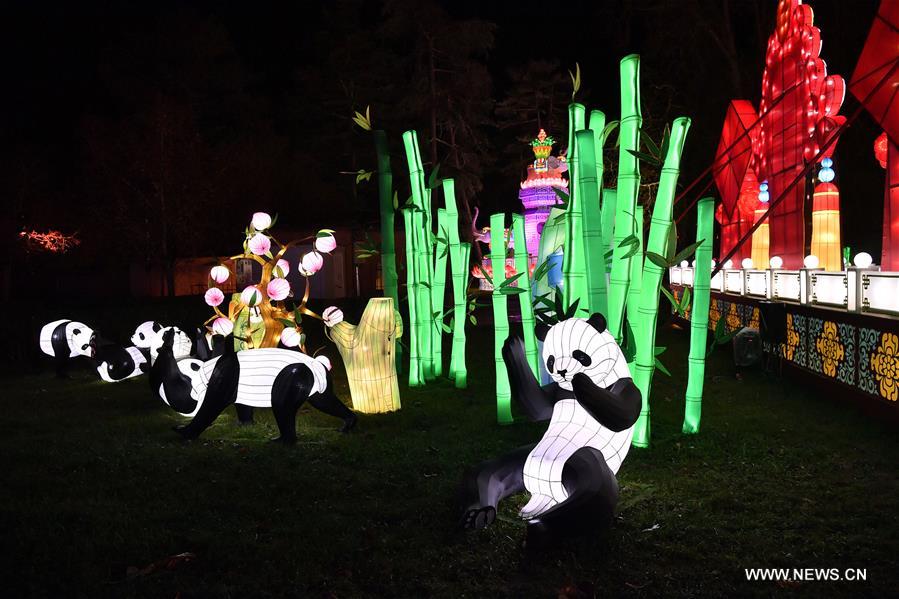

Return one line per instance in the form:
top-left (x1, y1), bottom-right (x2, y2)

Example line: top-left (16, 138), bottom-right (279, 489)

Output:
top-left (149, 329), bottom-right (355, 442)
top-left (147, 326), bottom-right (192, 365)
top-left (459, 313), bottom-right (642, 538)
top-left (39, 319), bottom-right (95, 359)
top-left (131, 321), bottom-right (162, 349)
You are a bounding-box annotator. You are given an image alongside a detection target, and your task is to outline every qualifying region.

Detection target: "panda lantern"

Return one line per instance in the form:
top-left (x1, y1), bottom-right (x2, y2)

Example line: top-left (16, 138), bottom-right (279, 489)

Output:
top-left (150, 328), bottom-right (357, 442)
top-left (459, 313), bottom-right (641, 538)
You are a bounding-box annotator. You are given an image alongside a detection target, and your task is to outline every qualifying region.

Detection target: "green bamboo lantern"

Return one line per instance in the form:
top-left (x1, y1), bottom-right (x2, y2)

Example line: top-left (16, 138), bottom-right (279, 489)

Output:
top-left (373, 130), bottom-right (401, 373)
top-left (625, 205), bottom-right (644, 349)
top-left (490, 213), bottom-right (512, 424)
top-left (401, 208), bottom-right (424, 386)
top-left (562, 104), bottom-right (588, 309)
top-left (431, 207), bottom-right (450, 378)
top-left (512, 214), bottom-right (540, 377)
top-left (630, 117), bottom-right (692, 448)
top-left (607, 55), bottom-right (643, 342)
top-left (443, 178), bottom-right (470, 388)
top-left (585, 111), bottom-right (609, 317)
top-left (683, 198), bottom-right (714, 434)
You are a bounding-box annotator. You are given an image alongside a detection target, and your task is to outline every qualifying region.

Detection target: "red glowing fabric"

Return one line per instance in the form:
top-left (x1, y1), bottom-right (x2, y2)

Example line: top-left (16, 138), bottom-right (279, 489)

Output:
top-left (713, 100), bottom-right (758, 263)
top-left (850, 1), bottom-right (899, 144)
top-left (875, 132), bottom-right (888, 168)
top-left (885, 139), bottom-right (899, 270)
top-left (750, 0), bottom-right (846, 269)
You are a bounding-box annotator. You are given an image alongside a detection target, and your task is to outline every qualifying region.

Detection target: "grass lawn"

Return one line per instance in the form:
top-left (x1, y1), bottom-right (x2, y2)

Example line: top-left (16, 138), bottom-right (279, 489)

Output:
top-left (2, 315), bottom-right (897, 598)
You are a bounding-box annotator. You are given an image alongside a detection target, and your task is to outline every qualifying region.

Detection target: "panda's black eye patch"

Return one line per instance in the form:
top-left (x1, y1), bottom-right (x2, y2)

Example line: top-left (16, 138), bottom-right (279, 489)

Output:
top-left (572, 350), bottom-right (592, 366)
top-left (139, 333), bottom-right (145, 340)
top-left (546, 355), bottom-right (555, 373)
top-left (73, 329), bottom-right (81, 335)
top-left (190, 363), bottom-right (200, 371)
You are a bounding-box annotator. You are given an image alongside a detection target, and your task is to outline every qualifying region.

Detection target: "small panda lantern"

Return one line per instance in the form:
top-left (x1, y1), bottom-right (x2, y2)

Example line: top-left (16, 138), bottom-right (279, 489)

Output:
top-left (459, 313), bottom-right (641, 537)
top-left (149, 329), bottom-right (357, 442)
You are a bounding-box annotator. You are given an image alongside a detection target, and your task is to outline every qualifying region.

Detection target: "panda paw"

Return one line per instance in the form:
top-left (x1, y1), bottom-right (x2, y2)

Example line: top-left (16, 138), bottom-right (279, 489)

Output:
top-left (172, 424), bottom-right (198, 440)
top-left (270, 435), bottom-right (297, 445)
top-left (339, 414), bottom-right (357, 433)
top-left (459, 505), bottom-right (496, 530)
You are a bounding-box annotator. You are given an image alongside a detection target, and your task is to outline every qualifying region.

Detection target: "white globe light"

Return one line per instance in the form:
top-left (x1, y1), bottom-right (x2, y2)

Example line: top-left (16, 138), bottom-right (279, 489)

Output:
top-left (741, 258), bottom-right (754, 269)
top-left (803, 254), bottom-right (819, 269)
top-left (769, 256), bottom-right (783, 269)
top-left (690, 259), bottom-right (697, 267)
top-left (854, 252), bottom-right (873, 268)
top-left (711, 259), bottom-right (717, 268)
top-left (679, 260), bottom-right (689, 268)
top-left (724, 259), bottom-right (733, 269)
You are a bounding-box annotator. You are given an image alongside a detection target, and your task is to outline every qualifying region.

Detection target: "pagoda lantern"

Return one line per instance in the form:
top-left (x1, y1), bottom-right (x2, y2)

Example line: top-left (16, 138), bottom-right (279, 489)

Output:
top-left (519, 129), bottom-right (569, 266)
top-left (809, 158), bottom-right (842, 271)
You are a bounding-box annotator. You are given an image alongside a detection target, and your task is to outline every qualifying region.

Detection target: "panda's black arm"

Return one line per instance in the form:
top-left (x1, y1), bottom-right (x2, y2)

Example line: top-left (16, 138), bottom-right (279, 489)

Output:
top-left (571, 374), bottom-right (642, 432)
top-left (502, 336), bottom-right (555, 422)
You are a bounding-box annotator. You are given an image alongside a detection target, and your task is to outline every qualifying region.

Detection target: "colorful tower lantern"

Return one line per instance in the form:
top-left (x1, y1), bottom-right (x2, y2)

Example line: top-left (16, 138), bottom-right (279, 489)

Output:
top-left (519, 129), bottom-right (568, 266)
top-left (876, 132), bottom-right (899, 270)
top-left (751, 181), bottom-right (770, 269)
top-left (810, 158), bottom-right (842, 271)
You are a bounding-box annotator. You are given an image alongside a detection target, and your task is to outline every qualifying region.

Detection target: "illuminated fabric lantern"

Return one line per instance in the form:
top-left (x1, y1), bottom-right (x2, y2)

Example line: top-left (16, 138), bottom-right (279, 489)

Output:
top-left (459, 314), bottom-right (640, 537)
top-left (279, 327), bottom-right (301, 348)
top-left (273, 259), bottom-right (290, 278)
top-left (713, 100), bottom-right (758, 263)
top-left (314, 231), bottom-right (337, 254)
top-left (266, 278), bottom-right (290, 301)
top-left (875, 133), bottom-right (888, 168)
top-left (300, 251), bottom-right (323, 276)
top-left (204, 287), bottom-right (225, 307)
top-left (247, 233), bottom-right (271, 256)
top-left (212, 317), bottom-right (233, 336)
top-left (210, 265), bottom-right (230, 284)
top-left (325, 298), bottom-right (403, 414)
top-left (750, 208), bottom-right (770, 270)
top-left (251, 212), bottom-right (272, 231)
top-left (810, 180), bottom-right (842, 271)
top-left (240, 285), bottom-right (261, 306)
top-left (519, 129), bottom-right (569, 261)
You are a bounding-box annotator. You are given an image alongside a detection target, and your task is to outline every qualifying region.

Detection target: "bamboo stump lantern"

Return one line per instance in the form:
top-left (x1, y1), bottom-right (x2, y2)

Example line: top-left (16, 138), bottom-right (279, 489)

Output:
top-left (324, 298), bottom-right (403, 414)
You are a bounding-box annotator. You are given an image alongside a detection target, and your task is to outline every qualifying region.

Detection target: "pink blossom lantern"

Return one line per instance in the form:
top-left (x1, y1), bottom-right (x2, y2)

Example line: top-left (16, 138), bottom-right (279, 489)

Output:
top-left (266, 278), bottom-right (291, 301)
top-left (204, 287), bottom-right (225, 307)
top-left (240, 285), bottom-right (261, 306)
top-left (248, 233), bottom-right (271, 256)
top-left (210, 265), bottom-right (230, 284)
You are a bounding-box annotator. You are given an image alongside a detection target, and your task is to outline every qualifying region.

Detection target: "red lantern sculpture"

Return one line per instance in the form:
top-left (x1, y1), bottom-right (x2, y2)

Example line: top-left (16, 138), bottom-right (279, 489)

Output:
top-left (713, 100), bottom-right (758, 264)
top-left (750, 0), bottom-right (846, 269)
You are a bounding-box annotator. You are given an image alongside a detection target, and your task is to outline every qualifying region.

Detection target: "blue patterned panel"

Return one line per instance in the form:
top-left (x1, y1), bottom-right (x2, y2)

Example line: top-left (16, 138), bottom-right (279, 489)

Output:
top-left (857, 327), bottom-right (878, 395)
top-left (836, 322), bottom-right (856, 386)
top-left (805, 316), bottom-right (823, 373)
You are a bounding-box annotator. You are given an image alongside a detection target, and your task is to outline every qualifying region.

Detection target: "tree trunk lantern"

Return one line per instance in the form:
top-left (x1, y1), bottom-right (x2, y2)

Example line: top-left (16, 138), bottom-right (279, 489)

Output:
top-left (325, 298), bottom-right (403, 414)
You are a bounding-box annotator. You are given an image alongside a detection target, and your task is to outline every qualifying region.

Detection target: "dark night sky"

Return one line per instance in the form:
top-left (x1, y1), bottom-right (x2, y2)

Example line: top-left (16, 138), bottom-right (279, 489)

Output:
top-left (0, 0), bottom-right (887, 261)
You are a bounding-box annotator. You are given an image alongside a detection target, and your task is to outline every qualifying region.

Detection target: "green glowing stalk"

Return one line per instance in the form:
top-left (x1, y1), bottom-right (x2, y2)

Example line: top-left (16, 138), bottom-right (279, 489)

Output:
top-left (577, 121), bottom-right (606, 318)
top-left (683, 198), bottom-right (714, 434)
top-left (562, 104), bottom-right (587, 310)
top-left (512, 214), bottom-right (540, 377)
top-left (631, 117), bottom-right (692, 448)
top-left (402, 130), bottom-right (435, 383)
top-left (443, 178), bottom-right (470, 388)
top-left (607, 55), bottom-right (642, 342)
top-left (431, 208), bottom-right (449, 378)
top-left (401, 208), bottom-right (423, 386)
top-left (601, 188), bottom-right (617, 256)
top-left (625, 205), bottom-right (644, 349)
top-left (374, 130), bottom-right (401, 373)
top-left (490, 213), bottom-right (512, 424)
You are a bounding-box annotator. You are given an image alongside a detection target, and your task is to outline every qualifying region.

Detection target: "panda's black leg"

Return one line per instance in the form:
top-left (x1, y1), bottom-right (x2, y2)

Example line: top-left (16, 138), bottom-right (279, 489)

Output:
top-left (234, 404), bottom-right (254, 425)
top-left (458, 444), bottom-right (535, 530)
top-left (269, 364), bottom-right (314, 444)
top-left (526, 447), bottom-right (618, 541)
top-left (307, 373), bottom-right (356, 432)
top-left (175, 353), bottom-right (239, 440)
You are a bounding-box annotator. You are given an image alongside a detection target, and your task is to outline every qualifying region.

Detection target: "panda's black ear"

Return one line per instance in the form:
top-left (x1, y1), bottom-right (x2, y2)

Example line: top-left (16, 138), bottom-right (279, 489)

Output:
top-left (152, 322), bottom-right (162, 332)
top-left (587, 313), bottom-right (607, 334)
top-left (535, 323), bottom-right (550, 341)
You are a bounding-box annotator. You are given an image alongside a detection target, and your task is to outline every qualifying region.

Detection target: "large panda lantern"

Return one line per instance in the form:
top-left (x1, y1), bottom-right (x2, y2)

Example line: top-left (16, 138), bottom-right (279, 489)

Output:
top-left (150, 329), bottom-right (357, 442)
top-left (459, 313), bottom-right (641, 538)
